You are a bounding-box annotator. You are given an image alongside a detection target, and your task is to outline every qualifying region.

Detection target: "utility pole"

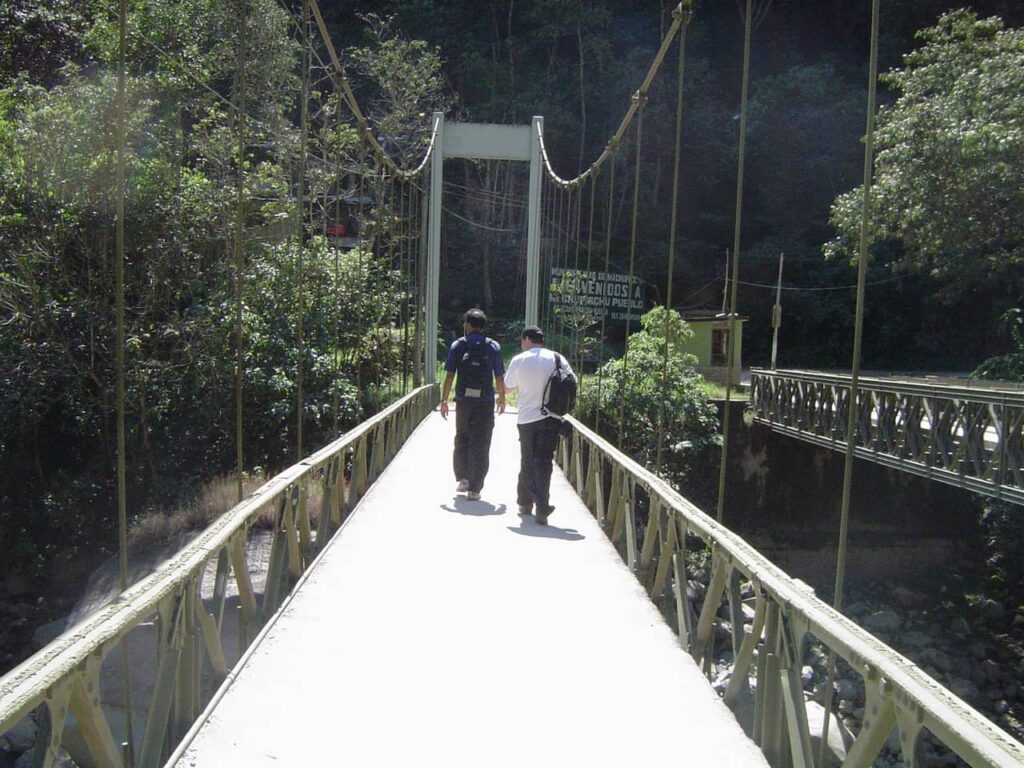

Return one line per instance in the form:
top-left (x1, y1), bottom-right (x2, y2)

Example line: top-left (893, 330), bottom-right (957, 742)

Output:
top-left (720, 248), bottom-right (729, 314)
top-left (770, 252), bottom-right (783, 370)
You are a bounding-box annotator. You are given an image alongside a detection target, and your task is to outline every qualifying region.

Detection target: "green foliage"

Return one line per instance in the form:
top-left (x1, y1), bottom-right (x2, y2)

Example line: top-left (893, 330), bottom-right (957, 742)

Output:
top-left (0, 0), bottom-right (426, 579)
top-left (0, 0), bottom-right (89, 87)
top-left (349, 14), bottom-right (451, 169)
top-left (827, 11), bottom-right (1024, 297)
top-left (975, 499), bottom-right (1024, 607)
top-left (972, 308), bottom-right (1024, 382)
top-left (575, 307), bottom-right (719, 499)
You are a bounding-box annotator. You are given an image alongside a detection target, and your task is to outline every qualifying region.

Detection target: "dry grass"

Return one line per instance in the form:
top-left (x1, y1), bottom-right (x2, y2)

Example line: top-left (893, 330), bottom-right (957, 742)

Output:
top-left (128, 472), bottom-right (267, 556)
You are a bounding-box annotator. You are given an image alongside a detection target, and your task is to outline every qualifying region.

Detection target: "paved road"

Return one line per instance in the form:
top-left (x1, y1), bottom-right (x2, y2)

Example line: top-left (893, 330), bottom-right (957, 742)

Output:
top-left (173, 409), bottom-right (768, 767)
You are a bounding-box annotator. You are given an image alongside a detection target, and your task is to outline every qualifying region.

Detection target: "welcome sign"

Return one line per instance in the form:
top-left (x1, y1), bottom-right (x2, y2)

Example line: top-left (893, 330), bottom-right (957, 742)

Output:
top-left (549, 267), bottom-right (645, 323)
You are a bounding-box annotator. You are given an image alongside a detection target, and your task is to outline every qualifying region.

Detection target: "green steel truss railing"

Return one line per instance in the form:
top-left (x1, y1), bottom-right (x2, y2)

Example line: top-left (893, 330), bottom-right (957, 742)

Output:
top-left (558, 415), bottom-right (1024, 768)
top-left (750, 369), bottom-right (1024, 504)
top-left (0, 385), bottom-right (437, 768)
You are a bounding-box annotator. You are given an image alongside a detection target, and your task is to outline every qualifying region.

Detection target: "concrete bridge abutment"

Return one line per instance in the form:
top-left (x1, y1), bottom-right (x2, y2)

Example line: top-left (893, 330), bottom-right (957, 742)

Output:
top-left (717, 400), bottom-right (982, 592)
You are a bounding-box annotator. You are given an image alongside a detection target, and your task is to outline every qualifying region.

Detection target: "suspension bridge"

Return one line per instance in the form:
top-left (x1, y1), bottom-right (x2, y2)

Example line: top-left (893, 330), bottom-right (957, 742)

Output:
top-left (2, 1), bottom-right (1024, 767)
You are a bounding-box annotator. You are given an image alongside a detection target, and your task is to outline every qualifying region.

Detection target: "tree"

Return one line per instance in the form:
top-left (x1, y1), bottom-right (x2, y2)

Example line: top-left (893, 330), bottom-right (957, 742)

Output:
top-left (826, 11), bottom-right (1024, 300)
top-left (348, 14), bottom-right (451, 170)
top-left (575, 307), bottom-right (719, 502)
top-left (972, 308), bottom-right (1024, 382)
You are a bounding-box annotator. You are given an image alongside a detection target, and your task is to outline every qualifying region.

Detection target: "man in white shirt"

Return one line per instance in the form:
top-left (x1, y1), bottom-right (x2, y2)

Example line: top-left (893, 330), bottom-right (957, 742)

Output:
top-left (502, 325), bottom-right (574, 525)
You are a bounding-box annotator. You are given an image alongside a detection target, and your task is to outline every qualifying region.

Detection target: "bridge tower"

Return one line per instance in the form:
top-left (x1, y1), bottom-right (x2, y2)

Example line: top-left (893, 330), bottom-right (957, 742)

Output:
top-left (425, 113), bottom-right (544, 383)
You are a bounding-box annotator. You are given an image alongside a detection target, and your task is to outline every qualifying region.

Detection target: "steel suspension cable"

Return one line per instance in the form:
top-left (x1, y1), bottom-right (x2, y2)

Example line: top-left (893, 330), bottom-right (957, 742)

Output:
top-left (307, 0), bottom-right (439, 179)
top-left (581, 169), bottom-right (598, 381)
top-left (294, 0), bottom-right (309, 460)
top-left (233, 0), bottom-right (248, 499)
top-left (655, 7), bottom-right (691, 475)
top-left (331, 97), bottom-right (342, 438)
top-left (539, 177), bottom-right (555, 331)
top-left (595, 150), bottom-right (617, 434)
top-left (837, 0), bottom-right (880, 619)
top-left (571, 175), bottom-right (585, 367)
top-left (558, 183), bottom-right (573, 340)
top-left (115, 0), bottom-right (136, 760)
top-left (401, 179), bottom-right (411, 395)
top-left (537, 1), bottom-right (691, 187)
top-left (818, 3), bottom-right (881, 762)
top-left (415, 177), bottom-right (426, 388)
top-left (715, 0), bottom-right (753, 523)
top-left (616, 104), bottom-right (645, 447)
top-left (355, 138), bottom-right (365, 397)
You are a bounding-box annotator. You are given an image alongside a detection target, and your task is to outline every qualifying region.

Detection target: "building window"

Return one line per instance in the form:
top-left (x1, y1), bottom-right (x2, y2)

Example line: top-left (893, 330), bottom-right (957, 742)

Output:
top-left (711, 328), bottom-right (729, 367)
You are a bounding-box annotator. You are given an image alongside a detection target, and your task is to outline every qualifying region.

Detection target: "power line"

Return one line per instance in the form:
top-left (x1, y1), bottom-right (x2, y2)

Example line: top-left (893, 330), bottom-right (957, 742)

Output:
top-left (737, 275), bottom-right (906, 292)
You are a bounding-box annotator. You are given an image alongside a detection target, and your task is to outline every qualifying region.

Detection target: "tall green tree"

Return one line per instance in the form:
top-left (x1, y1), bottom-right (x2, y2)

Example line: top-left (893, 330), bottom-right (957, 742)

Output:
top-left (827, 11), bottom-right (1024, 300)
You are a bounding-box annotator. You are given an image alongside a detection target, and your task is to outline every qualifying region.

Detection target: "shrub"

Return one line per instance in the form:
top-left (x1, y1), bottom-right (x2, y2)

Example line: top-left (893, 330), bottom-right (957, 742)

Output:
top-left (575, 307), bottom-right (720, 501)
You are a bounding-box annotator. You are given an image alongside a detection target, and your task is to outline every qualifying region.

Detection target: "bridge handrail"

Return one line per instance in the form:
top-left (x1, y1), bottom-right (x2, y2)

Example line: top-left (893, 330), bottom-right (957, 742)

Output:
top-left (0, 384), bottom-right (438, 759)
top-left (563, 414), bottom-right (1024, 767)
top-left (752, 367), bottom-right (1024, 406)
top-left (749, 368), bottom-right (1024, 505)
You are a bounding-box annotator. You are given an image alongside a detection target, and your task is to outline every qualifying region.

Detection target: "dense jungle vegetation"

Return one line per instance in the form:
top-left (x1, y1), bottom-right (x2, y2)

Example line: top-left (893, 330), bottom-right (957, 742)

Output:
top-left (1, 0), bottom-right (1022, 581)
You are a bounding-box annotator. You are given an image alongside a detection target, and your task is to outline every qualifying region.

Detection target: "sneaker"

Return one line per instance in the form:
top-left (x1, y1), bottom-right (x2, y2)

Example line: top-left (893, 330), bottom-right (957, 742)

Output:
top-left (456, 479), bottom-right (469, 493)
top-left (536, 505), bottom-right (555, 526)
top-left (467, 491), bottom-right (481, 501)
top-left (518, 504), bottom-right (533, 516)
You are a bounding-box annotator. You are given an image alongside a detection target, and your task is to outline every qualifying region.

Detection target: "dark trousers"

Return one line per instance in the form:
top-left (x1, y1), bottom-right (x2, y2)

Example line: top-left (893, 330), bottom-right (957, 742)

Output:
top-left (516, 417), bottom-right (561, 513)
top-left (453, 399), bottom-right (495, 493)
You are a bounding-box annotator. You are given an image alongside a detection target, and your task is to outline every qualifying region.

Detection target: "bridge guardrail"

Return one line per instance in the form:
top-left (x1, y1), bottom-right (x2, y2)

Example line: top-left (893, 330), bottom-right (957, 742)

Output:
top-left (749, 368), bottom-right (1024, 504)
top-left (0, 384), bottom-right (438, 768)
top-left (559, 414), bottom-right (1024, 768)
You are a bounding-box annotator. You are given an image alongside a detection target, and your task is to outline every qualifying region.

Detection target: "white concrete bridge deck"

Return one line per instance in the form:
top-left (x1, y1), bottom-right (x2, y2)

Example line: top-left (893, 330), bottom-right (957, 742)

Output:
top-left (174, 409), bottom-right (768, 767)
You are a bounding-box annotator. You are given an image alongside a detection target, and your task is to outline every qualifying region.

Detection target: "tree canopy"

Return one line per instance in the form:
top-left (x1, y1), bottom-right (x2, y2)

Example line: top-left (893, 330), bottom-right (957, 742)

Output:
top-left (827, 10), bottom-right (1024, 301)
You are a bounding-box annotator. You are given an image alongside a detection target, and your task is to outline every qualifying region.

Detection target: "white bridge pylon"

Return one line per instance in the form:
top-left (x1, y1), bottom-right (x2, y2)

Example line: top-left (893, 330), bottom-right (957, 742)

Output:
top-left (425, 114), bottom-right (544, 383)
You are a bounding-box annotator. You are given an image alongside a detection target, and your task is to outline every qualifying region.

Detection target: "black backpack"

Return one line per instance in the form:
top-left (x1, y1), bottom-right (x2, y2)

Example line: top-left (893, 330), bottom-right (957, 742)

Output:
top-left (456, 338), bottom-right (492, 397)
top-left (541, 353), bottom-right (577, 417)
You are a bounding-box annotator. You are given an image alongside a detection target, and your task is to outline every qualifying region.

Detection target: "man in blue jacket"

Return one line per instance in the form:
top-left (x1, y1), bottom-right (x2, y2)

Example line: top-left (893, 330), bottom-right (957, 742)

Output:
top-left (439, 309), bottom-right (506, 500)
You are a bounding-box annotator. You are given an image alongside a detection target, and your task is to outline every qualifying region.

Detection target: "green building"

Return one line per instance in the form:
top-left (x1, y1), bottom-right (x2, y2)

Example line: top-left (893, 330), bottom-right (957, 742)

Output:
top-left (678, 310), bottom-right (745, 384)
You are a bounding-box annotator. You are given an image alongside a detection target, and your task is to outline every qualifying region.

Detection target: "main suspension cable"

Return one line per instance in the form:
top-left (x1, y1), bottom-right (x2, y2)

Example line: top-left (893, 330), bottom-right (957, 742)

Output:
top-left (308, 0), bottom-right (438, 179)
top-left (537, 1), bottom-right (691, 188)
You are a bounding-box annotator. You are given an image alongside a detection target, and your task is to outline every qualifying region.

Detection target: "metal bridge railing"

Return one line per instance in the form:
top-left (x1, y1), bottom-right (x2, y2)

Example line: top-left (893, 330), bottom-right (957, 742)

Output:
top-left (749, 368), bottom-right (1024, 504)
top-left (0, 384), bottom-right (437, 768)
top-left (558, 415), bottom-right (1024, 768)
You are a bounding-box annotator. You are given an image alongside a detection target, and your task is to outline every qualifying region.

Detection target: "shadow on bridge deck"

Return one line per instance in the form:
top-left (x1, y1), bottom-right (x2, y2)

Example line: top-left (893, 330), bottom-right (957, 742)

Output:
top-left (173, 410), bottom-right (767, 766)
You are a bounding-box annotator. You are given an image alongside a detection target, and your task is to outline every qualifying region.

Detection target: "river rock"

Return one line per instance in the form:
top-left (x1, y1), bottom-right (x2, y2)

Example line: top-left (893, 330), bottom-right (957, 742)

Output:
top-left (804, 699), bottom-right (853, 767)
top-left (916, 648), bottom-right (954, 673)
top-left (62, 709), bottom-right (145, 768)
top-left (801, 665), bottom-right (814, 686)
top-left (980, 599), bottom-right (1006, 625)
top-left (890, 586), bottom-right (927, 608)
top-left (0, 718), bottom-right (36, 753)
top-left (31, 617), bottom-right (68, 651)
top-left (3, 574), bottom-right (30, 599)
top-left (949, 676), bottom-right (980, 703)
top-left (12, 746), bottom-right (75, 768)
top-left (834, 677), bottom-right (859, 702)
top-left (863, 608), bottom-right (901, 633)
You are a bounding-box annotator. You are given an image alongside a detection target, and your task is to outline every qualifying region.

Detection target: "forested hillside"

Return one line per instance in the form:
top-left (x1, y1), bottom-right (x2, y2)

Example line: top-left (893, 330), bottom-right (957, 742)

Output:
top-left (324, 0), bottom-right (1024, 371)
top-left (1, 0), bottom-right (1022, 581)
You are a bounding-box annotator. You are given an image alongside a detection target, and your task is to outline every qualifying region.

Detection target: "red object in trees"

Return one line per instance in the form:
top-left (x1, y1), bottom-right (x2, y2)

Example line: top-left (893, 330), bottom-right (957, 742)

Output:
top-left (328, 223), bottom-right (347, 236)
